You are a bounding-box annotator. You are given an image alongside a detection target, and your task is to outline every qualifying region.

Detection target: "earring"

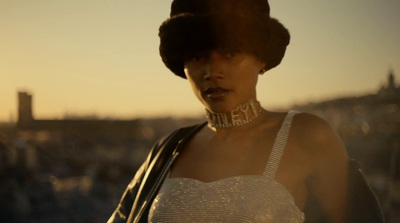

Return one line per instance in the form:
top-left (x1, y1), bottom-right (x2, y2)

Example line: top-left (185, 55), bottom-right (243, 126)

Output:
top-left (259, 68), bottom-right (266, 75)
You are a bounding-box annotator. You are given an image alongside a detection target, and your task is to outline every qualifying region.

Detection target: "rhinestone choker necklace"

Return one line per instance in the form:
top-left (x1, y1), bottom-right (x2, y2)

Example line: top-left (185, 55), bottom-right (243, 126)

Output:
top-left (205, 100), bottom-right (262, 128)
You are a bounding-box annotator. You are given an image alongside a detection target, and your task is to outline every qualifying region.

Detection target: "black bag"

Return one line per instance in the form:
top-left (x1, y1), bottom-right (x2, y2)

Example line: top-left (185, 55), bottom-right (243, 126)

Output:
top-left (346, 159), bottom-right (385, 222)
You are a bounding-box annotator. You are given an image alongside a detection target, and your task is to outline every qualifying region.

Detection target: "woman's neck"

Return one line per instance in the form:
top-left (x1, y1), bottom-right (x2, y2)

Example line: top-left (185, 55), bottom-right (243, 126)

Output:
top-left (205, 99), bottom-right (262, 129)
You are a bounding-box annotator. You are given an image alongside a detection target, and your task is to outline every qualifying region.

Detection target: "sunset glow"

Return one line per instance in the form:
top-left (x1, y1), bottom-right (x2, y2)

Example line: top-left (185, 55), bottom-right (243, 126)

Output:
top-left (1, 0), bottom-right (399, 121)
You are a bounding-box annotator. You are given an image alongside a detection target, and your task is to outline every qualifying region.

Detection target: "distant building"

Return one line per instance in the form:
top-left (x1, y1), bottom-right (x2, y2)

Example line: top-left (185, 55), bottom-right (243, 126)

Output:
top-left (378, 69), bottom-right (399, 97)
top-left (18, 92), bottom-right (33, 127)
top-left (17, 92), bottom-right (143, 142)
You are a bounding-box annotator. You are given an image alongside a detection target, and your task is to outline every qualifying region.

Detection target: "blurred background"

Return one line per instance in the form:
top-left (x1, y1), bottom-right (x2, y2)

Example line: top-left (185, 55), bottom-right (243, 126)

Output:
top-left (1, 0), bottom-right (399, 222)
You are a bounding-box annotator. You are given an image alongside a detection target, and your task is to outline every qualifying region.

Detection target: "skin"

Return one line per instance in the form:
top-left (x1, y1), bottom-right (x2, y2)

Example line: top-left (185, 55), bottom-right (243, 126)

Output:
top-left (182, 49), bottom-right (264, 113)
top-left (169, 49), bottom-right (349, 222)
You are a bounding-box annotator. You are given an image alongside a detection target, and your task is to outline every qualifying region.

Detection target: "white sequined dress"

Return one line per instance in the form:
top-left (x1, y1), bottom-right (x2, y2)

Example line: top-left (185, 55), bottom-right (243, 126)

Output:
top-left (148, 111), bottom-right (305, 222)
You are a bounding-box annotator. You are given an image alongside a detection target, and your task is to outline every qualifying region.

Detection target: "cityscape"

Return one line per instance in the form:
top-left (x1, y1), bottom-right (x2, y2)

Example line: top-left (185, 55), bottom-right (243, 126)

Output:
top-left (0, 70), bottom-right (399, 222)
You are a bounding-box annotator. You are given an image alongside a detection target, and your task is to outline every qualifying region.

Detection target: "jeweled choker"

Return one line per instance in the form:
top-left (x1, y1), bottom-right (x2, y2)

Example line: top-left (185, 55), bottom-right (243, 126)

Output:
top-left (205, 99), bottom-right (262, 128)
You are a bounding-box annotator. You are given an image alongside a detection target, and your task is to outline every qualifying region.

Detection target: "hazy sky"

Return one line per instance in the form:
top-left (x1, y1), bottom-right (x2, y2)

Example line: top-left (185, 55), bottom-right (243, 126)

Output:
top-left (1, 0), bottom-right (399, 121)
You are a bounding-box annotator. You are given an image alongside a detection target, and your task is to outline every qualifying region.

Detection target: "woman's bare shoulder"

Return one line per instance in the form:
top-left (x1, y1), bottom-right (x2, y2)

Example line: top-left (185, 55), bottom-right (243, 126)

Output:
top-left (291, 112), bottom-right (334, 137)
top-left (290, 112), bottom-right (348, 164)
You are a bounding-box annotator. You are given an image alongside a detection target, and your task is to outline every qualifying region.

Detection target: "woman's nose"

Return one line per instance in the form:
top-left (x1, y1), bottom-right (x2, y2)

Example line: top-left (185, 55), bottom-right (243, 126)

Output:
top-left (204, 51), bottom-right (224, 80)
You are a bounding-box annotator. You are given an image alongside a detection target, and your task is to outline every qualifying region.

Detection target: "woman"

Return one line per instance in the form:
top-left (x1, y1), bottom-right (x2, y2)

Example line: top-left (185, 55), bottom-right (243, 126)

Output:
top-left (108, 0), bottom-right (382, 222)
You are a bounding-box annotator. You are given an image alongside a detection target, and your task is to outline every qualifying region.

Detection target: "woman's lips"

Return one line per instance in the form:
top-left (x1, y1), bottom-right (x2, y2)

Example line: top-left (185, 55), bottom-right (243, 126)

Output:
top-left (204, 87), bottom-right (230, 98)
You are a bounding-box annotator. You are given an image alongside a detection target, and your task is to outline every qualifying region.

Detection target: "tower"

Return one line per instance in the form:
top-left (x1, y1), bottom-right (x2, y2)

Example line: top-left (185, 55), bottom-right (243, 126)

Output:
top-left (18, 91), bottom-right (33, 127)
top-left (388, 69), bottom-right (395, 90)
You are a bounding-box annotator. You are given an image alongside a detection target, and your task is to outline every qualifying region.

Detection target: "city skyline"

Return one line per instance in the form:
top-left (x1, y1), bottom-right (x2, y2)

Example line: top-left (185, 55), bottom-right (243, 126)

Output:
top-left (1, 0), bottom-right (400, 121)
top-left (11, 71), bottom-right (399, 123)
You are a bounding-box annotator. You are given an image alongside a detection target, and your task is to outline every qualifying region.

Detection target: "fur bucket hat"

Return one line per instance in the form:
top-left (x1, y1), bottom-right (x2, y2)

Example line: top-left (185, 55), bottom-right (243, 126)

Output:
top-left (159, 0), bottom-right (290, 78)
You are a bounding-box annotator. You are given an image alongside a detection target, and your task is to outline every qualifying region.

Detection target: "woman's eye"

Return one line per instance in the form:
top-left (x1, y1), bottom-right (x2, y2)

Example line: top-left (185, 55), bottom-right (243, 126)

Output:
top-left (184, 55), bottom-right (204, 62)
top-left (191, 55), bottom-right (203, 61)
top-left (223, 51), bottom-right (240, 58)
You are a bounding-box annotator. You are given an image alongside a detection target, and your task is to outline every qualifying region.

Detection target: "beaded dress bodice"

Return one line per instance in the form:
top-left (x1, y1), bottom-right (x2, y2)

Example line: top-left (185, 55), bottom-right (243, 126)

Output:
top-left (148, 111), bottom-right (305, 222)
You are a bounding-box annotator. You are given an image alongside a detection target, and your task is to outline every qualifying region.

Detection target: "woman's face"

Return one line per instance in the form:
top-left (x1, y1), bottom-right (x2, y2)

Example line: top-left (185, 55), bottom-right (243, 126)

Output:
top-left (184, 49), bottom-right (265, 113)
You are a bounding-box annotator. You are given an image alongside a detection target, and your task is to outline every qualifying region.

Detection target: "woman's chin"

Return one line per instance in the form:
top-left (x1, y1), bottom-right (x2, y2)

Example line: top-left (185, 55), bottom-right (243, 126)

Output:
top-left (204, 104), bottom-right (233, 113)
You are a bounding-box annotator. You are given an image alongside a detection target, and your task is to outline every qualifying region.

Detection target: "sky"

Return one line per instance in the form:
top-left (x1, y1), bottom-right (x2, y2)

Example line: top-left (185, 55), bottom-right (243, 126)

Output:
top-left (1, 0), bottom-right (399, 122)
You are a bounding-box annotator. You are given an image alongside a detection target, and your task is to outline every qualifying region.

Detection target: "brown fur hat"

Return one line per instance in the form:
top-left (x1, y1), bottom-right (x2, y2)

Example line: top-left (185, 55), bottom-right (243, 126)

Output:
top-left (159, 0), bottom-right (290, 78)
